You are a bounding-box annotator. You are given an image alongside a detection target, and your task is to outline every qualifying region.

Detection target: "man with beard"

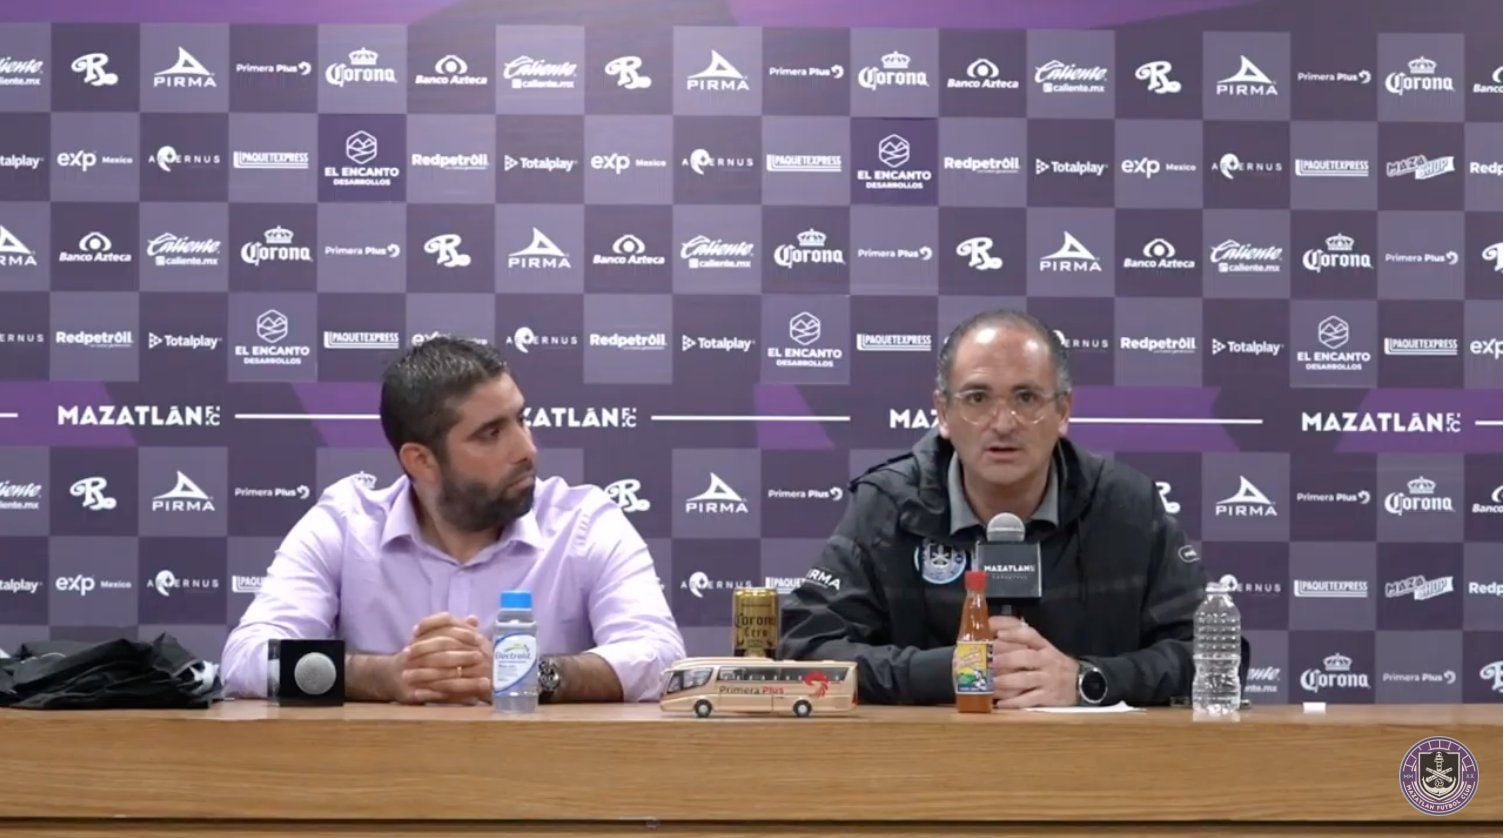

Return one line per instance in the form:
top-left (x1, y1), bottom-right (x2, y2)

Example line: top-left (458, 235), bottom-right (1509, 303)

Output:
top-left (221, 337), bottom-right (684, 703)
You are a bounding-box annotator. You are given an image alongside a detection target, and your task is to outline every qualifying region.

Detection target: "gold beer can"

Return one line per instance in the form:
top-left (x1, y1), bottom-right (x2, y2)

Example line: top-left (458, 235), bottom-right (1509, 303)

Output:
top-left (732, 587), bottom-right (779, 658)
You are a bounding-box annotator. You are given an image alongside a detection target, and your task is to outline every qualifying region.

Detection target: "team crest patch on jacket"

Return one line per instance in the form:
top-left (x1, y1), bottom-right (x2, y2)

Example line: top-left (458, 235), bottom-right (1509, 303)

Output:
top-left (915, 540), bottom-right (968, 585)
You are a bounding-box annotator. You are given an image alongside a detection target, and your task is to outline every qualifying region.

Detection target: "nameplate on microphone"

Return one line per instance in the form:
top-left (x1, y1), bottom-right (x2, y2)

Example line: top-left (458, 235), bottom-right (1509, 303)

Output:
top-left (978, 542), bottom-right (1042, 599)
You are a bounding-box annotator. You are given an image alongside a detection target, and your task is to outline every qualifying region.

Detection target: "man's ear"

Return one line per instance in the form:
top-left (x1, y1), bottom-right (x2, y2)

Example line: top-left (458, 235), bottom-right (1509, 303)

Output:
top-left (1056, 390), bottom-right (1074, 438)
top-left (932, 390), bottom-right (951, 440)
top-left (398, 442), bottom-right (440, 486)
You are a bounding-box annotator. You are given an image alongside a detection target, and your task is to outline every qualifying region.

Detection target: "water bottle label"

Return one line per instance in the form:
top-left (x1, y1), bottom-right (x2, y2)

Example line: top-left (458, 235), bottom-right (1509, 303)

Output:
top-left (953, 641), bottom-right (992, 695)
top-left (493, 632), bottom-right (538, 695)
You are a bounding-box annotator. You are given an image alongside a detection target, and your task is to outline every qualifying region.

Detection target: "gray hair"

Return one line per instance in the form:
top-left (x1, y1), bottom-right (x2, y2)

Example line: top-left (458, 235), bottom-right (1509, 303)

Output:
top-left (935, 308), bottom-right (1072, 396)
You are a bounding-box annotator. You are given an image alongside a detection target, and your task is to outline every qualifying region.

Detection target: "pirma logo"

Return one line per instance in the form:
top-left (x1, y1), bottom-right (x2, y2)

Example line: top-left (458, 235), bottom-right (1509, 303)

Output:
top-left (685, 473), bottom-right (749, 514)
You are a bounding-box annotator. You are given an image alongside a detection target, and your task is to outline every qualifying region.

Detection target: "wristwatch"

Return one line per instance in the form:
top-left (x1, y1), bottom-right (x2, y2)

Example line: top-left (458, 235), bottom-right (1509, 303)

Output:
top-left (1076, 660), bottom-right (1109, 706)
top-left (537, 655), bottom-right (562, 702)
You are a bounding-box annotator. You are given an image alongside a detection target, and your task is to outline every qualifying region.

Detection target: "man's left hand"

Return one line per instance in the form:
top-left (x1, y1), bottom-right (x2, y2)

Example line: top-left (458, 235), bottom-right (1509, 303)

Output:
top-left (989, 615), bottom-right (1079, 709)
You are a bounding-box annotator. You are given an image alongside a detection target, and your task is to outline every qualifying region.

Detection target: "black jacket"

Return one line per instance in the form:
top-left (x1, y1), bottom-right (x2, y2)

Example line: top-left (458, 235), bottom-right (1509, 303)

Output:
top-left (778, 430), bottom-right (1239, 706)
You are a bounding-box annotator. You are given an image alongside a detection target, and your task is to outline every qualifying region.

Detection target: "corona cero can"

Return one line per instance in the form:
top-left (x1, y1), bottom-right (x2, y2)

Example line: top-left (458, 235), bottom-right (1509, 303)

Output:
top-left (732, 587), bottom-right (779, 658)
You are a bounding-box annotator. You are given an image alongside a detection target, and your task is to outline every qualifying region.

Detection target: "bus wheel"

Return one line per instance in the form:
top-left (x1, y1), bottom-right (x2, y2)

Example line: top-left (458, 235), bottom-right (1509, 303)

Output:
top-left (694, 700), bottom-right (713, 718)
top-left (792, 700), bottom-right (812, 718)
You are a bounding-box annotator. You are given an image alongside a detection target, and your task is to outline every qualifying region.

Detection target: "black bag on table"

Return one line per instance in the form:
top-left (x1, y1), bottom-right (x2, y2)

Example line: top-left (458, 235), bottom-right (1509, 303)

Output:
top-left (0, 632), bottom-right (221, 709)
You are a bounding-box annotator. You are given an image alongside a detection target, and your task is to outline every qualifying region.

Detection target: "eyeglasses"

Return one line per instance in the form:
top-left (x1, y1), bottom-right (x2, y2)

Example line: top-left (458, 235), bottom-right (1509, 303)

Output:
top-left (947, 388), bottom-right (1065, 426)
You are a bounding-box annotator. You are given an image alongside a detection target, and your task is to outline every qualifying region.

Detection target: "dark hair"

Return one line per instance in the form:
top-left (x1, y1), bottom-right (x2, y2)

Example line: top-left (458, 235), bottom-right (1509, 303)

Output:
top-left (379, 337), bottom-right (511, 466)
top-left (935, 308), bottom-right (1072, 395)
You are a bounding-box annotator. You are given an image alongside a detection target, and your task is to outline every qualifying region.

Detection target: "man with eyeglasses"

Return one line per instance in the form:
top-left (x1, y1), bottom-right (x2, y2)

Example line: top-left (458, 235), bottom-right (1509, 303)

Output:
top-left (780, 308), bottom-right (1231, 708)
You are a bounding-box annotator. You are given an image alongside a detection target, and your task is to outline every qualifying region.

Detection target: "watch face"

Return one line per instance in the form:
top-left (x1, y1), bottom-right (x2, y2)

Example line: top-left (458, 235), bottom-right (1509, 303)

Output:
top-left (539, 659), bottom-right (561, 690)
top-left (1080, 667), bottom-right (1107, 703)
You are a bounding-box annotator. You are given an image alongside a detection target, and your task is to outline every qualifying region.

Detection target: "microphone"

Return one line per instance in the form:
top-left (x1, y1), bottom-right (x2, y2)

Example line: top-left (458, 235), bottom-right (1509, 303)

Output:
top-left (977, 512), bottom-right (1042, 617)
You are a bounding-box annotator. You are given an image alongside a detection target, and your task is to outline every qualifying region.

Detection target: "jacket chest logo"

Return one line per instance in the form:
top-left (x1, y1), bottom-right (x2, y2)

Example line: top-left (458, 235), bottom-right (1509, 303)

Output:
top-left (915, 539), bottom-right (968, 585)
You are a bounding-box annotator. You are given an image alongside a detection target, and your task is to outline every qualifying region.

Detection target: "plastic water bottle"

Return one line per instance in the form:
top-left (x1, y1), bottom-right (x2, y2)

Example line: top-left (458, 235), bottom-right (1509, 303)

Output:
top-left (492, 590), bottom-right (538, 714)
top-left (1192, 581), bottom-right (1242, 716)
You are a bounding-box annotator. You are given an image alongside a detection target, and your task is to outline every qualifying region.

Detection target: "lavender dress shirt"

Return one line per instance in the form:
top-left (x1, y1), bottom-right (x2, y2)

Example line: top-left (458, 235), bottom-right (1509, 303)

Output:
top-left (221, 474), bottom-right (685, 701)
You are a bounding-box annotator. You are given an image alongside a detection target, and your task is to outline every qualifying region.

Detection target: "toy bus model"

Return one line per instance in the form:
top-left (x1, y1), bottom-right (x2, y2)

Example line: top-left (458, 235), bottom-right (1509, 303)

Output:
top-left (659, 657), bottom-right (859, 718)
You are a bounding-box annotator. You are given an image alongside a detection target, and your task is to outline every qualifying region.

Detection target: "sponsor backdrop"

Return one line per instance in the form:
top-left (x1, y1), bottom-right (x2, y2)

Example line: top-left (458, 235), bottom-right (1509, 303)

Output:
top-left (0, 0), bottom-right (1501, 704)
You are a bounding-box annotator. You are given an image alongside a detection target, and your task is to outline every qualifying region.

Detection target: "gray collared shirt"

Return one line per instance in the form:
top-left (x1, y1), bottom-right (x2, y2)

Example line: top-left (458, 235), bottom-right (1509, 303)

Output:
top-left (947, 450), bottom-right (1059, 540)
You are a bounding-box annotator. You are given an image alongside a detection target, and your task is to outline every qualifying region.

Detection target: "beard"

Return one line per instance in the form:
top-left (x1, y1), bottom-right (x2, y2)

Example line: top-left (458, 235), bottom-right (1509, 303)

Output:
top-left (436, 461), bottom-right (536, 533)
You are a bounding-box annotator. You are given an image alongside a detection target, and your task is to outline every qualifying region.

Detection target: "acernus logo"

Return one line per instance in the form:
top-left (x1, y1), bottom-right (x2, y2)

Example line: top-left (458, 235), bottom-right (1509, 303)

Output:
top-left (146, 568), bottom-right (220, 596)
top-left (58, 403), bottom-right (221, 427)
top-left (1299, 652), bottom-right (1370, 694)
top-left (774, 229), bottom-right (845, 269)
top-left (241, 226), bottom-right (312, 266)
top-left (681, 147), bottom-right (754, 176)
top-left (325, 47), bottom-right (397, 87)
top-left (149, 145), bottom-right (222, 173)
top-left (857, 50), bottom-right (929, 91)
top-left (1384, 475), bottom-right (1454, 517)
top-left (1213, 152), bottom-right (1283, 180)
top-left (680, 570), bottom-right (748, 599)
top-left (1302, 233), bottom-right (1373, 273)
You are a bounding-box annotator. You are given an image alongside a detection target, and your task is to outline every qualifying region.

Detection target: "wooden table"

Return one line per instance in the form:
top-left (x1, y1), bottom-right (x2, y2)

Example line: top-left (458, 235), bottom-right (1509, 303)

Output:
top-left (0, 701), bottom-right (1499, 836)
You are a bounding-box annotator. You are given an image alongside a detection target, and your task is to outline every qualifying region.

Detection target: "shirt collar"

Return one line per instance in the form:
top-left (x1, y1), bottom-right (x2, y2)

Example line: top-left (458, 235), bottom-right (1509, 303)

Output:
top-left (381, 476), bottom-right (547, 554)
top-left (947, 450), bottom-right (1060, 538)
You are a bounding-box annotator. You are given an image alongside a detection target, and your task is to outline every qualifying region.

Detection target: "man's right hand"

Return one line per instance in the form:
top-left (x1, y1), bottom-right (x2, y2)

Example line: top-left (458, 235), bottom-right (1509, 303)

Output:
top-left (388, 612), bottom-right (492, 705)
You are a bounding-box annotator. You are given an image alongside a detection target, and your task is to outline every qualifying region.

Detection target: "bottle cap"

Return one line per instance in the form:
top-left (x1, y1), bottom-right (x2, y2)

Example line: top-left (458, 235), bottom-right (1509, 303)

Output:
top-left (964, 571), bottom-right (986, 592)
top-left (500, 590), bottom-right (532, 610)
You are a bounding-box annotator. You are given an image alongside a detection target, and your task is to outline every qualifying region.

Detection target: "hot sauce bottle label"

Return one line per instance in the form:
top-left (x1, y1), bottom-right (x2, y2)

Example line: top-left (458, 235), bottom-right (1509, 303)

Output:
top-left (953, 641), bottom-right (992, 695)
